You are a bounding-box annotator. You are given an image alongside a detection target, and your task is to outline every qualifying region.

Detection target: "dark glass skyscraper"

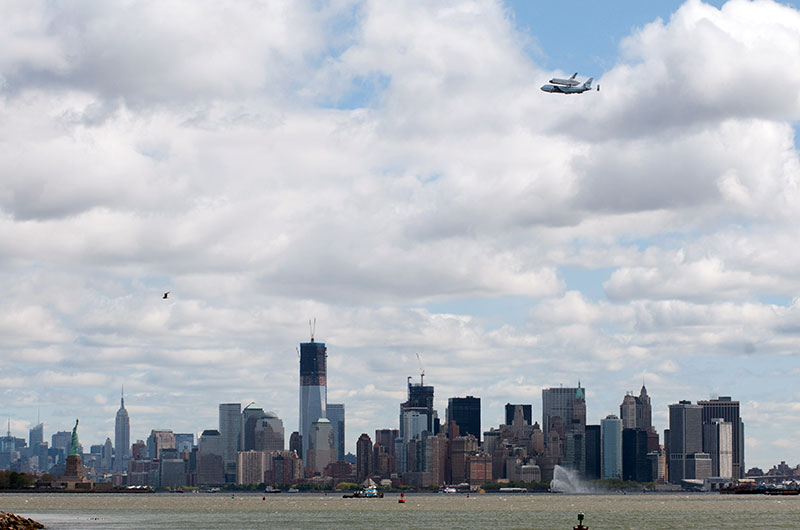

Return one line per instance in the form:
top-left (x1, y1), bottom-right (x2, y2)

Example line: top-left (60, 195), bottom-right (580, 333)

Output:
top-left (299, 340), bottom-right (327, 459)
top-left (219, 403), bottom-right (241, 483)
top-left (447, 396), bottom-right (481, 441)
top-left (327, 404), bottom-right (345, 462)
top-left (585, 425), bottom-right (601, 480)
top-left (622, 428), bottom-right (651, 482)
top-left (668, 401), bottom-right (703, 483)
top-left (504, 403), bottom-right (532, 426)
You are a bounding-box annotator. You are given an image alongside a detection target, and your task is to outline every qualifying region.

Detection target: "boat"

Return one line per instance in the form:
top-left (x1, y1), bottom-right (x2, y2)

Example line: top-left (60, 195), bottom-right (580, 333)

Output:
top-left (287, 488), bottom-right (299, 493)
top-left (439, 483), bottom-right (470, 494)
top-left (765, 487), bottom-right (800, 495)
top-left (265, 486), bottom-right (281, 494)
top-left (720, 483), bottom-right (763, 494)
top-left (342, 485), bottom-right (384, 498)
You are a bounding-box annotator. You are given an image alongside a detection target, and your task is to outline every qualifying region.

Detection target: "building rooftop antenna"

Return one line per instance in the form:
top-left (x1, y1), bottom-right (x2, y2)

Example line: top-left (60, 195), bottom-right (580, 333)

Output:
top-left (416, 353), bottom-right (425, 386)
top-left (309, 318), bottom-right (316, 342)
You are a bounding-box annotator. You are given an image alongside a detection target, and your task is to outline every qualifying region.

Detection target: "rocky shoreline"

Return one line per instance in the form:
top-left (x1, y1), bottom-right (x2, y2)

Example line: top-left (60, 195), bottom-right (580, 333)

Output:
top-left (0, 511), bottom-right (45, 529)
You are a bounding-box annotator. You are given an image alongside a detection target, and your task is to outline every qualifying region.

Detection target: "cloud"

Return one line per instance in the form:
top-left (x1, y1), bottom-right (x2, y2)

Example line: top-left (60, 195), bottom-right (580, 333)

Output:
top-left (1, 0), bottom-right (800, 472)
top-left (1, 1), bottom-right (334, 104)
top-left (583, 0), bottom-right (800, 138)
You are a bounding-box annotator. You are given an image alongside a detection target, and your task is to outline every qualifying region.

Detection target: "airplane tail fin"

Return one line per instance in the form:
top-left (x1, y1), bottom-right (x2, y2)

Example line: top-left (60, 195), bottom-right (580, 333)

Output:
top-left (570, 72), bottom-right (578, 79)
top-left (583, 77), bottom-right (593, 89)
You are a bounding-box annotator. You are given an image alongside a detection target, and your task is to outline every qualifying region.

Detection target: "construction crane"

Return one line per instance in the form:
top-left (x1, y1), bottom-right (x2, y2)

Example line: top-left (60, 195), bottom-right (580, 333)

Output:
top-left (416, 353), bottom-right (424, 386)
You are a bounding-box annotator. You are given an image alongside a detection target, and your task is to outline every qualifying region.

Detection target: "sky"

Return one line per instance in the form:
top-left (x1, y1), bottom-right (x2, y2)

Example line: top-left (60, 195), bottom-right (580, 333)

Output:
top-left (2, 0), bottom-right (800, 472)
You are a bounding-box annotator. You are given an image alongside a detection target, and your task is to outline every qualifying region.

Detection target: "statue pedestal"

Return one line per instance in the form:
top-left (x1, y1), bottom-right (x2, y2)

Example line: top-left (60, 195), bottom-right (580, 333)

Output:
top-left (63, 454), bottom-right (86, 482)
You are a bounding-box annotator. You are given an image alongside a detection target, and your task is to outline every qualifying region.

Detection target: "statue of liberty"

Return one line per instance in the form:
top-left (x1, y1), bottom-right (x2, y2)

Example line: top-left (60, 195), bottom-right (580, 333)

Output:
top-left (68, 419), bottom-right (80, 456)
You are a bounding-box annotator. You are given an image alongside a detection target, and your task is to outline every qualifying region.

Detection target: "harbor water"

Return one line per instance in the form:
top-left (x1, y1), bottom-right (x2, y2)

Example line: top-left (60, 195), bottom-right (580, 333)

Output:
top-left (1, 492), bottom-right (799, 529)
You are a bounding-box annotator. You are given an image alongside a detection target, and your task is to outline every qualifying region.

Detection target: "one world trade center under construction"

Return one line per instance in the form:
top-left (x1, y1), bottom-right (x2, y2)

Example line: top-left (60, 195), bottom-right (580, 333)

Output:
top-left (299, 338), bottom-right (327, 459)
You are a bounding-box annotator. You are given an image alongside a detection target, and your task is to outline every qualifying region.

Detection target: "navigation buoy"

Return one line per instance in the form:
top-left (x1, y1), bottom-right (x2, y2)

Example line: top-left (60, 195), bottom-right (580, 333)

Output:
top-left (573, 512), bottom-right (588, 530)
top-left (399, 492), bottom-right (406, 504)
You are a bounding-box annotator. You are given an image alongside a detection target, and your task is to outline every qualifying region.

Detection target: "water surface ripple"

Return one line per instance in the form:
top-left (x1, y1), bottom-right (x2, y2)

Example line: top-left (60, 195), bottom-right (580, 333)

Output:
top-left (1, 492), bottom-right (799, 529)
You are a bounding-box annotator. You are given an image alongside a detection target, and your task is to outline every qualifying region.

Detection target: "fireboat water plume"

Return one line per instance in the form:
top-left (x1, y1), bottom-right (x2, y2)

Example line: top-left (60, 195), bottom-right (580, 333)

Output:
top-left (550, 465), bottom-right (596, 494)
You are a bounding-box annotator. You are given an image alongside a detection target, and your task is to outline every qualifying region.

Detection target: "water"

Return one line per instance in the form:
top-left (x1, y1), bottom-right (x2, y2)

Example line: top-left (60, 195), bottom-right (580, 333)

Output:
top-left (1, 492), bottom-right (799, 529)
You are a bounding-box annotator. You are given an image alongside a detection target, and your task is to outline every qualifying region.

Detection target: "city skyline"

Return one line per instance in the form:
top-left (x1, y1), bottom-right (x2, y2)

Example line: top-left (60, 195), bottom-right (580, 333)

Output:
top-left (2, 0), bottom-right (800, 473)
top-left (0, 368), bottom-right (763, 471)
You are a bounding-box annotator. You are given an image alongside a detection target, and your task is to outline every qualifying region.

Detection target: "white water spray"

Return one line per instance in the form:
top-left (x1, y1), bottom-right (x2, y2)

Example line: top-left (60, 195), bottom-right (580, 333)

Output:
top-left (550, 465), bottom-right (595, 493)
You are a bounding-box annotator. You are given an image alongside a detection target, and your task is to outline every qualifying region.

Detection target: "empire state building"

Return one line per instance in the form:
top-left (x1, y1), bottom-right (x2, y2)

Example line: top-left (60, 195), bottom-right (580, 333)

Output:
top-left (114, 389), bottom-right (130, 471)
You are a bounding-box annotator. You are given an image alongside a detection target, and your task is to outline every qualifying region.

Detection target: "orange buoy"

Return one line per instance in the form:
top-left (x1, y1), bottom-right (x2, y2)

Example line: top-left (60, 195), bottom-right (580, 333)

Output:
top-left (399, 492), bottom-right (406, 504)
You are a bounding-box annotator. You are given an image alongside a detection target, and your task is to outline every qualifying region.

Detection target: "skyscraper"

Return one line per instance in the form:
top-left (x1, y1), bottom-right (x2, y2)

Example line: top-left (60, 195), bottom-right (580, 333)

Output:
top-left (668, 401), bottom-right (703, 483)
top-left (622, 428), bottom-right (651, 482)
top-left (241, 403), bottom-right (267, 451)
top-left (101, 438), bottom-right (113, 472)
top-left (504, 404), bottom-right (532, 427)
top-left (255, 412), bottom-right (285, 452)
top-left (299, 339), bottom-right (327, 459)
top-left (601, 415), bottom-right (622, 479)
top-left (374, 428), bottom-right (398, 471)
top-left (542, 384), bottom-right (585, 439)
top-left (327, 404), bottom-right (345, 462)
top-left (542, 383), bottom-right (586, 470)
top-left (146, 429), bottom-right (176, 460)
top-left (703, 418), bottom-right (733, 478)
top-left (399, 374), bottom-right (438, 473)
top-left (585, 425), bottom-right (601, 480)
top-left (306, 418), bottom-right (335, 475)
top-left (356, 433), bottom-right (373, 482)
top-left (197, 429), bottom-right (224, 485)
top-left (174, 433), bottom-right (194, 454)
top-left (219, 403), bottom-right (241, 483)
top-left (698, 397), bottom-right (744, 479)
top-left (620, 385), bottom-right (653, 432)
top-left (620, 394), bottom-right (637, 429)
top-left (29, 422), bottom-right (43, 448)
top-left (447, 396), bottom-right (481, 441)
top-left (565, 385), bottom-right (586, 474)
top-left (637, 385), bottom-right (653, 432)
top-left (114, 390), bottom-right (130, 471)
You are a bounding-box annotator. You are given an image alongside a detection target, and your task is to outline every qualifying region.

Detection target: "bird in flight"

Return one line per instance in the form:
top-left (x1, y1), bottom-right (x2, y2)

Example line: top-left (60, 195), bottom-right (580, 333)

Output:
top-left (163, 292), bottom-right (170, 299)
